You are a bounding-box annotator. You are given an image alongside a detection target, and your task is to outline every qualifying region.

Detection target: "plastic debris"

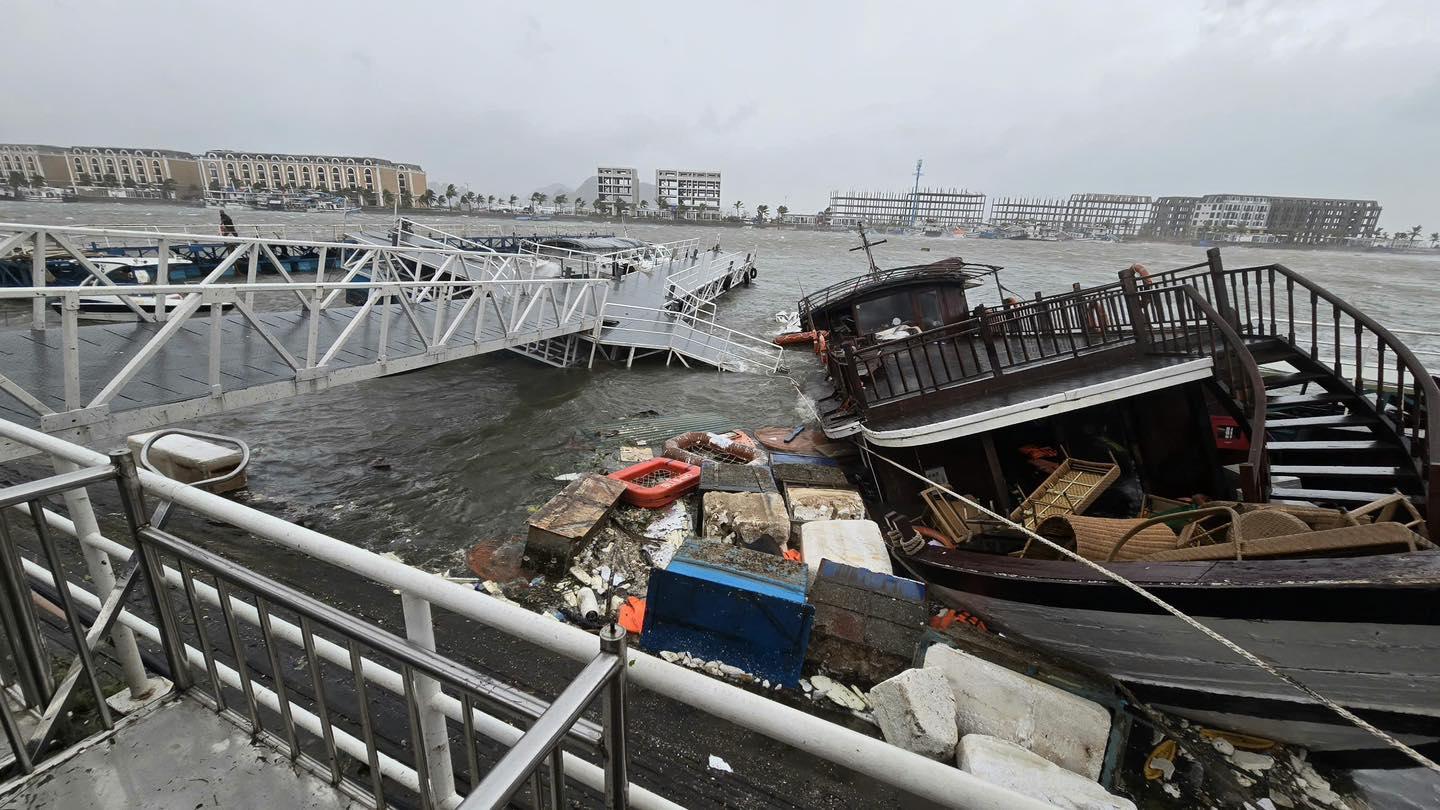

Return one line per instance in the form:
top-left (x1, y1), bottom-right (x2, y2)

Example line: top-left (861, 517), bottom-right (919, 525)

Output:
top-left (707, 755), bottom-right (732, 773)
top-left (576, 587), bottom-right (600, 620)
top-left (1231, 750), bottom-right (1275, 774)
top-left (1212, 737), bottom-right (1236, 756)
top-left (553, 472), bottom-right (582, 482)
top-left (569, 566), bottom-right (594, 587)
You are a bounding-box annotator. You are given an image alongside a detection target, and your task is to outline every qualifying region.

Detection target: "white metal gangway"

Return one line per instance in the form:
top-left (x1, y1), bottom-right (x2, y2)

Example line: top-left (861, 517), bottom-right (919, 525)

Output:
top-left (0, 223), bottom-right (608, 460)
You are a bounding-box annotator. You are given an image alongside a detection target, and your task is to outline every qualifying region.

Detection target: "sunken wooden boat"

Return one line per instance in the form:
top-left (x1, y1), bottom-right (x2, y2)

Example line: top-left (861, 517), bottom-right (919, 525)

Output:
top-left (798, 245), bottom-right (1440, 766)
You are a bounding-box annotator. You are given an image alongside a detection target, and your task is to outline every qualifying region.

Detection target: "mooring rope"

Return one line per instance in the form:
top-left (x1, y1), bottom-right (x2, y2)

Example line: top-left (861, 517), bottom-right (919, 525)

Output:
top-left (781, 375), bottom-right (1440, 773)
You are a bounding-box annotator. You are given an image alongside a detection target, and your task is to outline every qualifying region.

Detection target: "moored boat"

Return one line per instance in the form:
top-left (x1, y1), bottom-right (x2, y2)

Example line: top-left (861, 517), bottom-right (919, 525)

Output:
top-left (793, 233), bottom-right (1440, 765)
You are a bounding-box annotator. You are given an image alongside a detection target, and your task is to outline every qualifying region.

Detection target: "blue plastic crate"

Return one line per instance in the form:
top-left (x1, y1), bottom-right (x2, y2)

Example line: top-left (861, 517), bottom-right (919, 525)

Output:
top-left (641, 540), bottom-right (813, 686)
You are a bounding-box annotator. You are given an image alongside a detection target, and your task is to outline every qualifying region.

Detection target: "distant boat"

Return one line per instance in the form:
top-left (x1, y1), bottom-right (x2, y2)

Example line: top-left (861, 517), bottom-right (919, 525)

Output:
top-left (49, 257), bottom-right (230, 322)
top-left (23, 187), bottom-right (66, 203)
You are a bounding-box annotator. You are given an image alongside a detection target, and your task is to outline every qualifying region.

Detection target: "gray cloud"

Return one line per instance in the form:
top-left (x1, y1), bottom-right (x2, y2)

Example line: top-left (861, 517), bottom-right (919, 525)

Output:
top-left (3, 0), bottom-right (1436, 228)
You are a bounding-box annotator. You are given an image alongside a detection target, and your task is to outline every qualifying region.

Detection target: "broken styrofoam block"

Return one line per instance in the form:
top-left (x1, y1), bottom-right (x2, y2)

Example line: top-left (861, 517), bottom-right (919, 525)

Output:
top-left (868, 668), bottom-right (958, 761)
top-left (798, 520), bottom-right (891, 586)
top-left (956, 734), bottom-right (1136, 810)
top-left (785, 486), bottom-right (866, 523)
top-left (702, 491), bottom-right (789, 546)
top-left (924, 644), bottom-right (1111, 780)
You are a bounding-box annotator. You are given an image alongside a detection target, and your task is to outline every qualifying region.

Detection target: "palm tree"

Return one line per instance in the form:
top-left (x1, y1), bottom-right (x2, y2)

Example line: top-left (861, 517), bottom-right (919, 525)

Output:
top-left (1430, 232), bottom-right (1439, 248)
top-left (29, 173), bottom-right (45, 188)
top-left (777, 205), bottom-right (789, 222)
top-left (593, 199), bottom-right (608, 215)
top-left (615, 199), bottom-right (629, 218)
top-left (508, 194), bottom-right (518, 206)
top-left (656, 195), bottom-right (670, 211)
top-left (574, 197), bottom-right (586, 213)
top-left (639, 200), bottom-right (650, 214)
top-left (1410, 225), bottom-right (1423, 245)
top-left (733, 201), bottom-right (744, 219)
top-left (6, 171), bottom-right (24, 191)
top-left (419, 189), bottom-right (437, 207)
top-left (444, 184), bottom-right (458, 209)
top-left (554, 193), bottom-right (568, 213)
top-left (756, 204), bottom-right (770, 222)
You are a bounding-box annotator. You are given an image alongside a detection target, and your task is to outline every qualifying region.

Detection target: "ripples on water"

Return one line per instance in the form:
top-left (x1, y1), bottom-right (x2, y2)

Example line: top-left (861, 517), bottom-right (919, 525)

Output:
top-left (5, 201), bottom-right (1440, 802)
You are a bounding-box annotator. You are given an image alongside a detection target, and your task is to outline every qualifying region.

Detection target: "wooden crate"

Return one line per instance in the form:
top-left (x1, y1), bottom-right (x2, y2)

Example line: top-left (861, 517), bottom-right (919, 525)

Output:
top-left (526, 474), bottom-right (628, 571)
top-left (1010, 458), bottom-right (1119, 530)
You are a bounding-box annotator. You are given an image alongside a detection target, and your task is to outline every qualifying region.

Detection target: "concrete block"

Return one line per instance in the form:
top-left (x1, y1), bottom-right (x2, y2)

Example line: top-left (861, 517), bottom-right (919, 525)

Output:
top-left (702, 491), bottom-right (788, 546)
top-left (925, 644), bottom-right (1111, 780)
top-left (798, 520), bottom-right (891, 586)
top-left (956, 734), bottom-right (1135, 810)
top-left (785, 486), bottom-right (866, 522)
top-left (868, 668), bottom-right (958, 761)
top-left (128, 432), bottom-right (246, 493)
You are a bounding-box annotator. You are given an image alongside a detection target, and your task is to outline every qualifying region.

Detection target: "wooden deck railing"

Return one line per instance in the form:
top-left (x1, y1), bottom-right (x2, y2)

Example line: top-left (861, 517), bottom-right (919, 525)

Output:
top-left (1201, 249), bottom-right (1439, 523)
top-left (827, 249), bottom-right (1436, 521)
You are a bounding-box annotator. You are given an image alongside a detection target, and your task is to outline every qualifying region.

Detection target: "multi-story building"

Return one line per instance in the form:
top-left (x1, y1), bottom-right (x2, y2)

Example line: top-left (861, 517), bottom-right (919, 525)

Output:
top-left (988, 193), bottom-right (1152, 236)
top-left (201, 150), bottom-right (426, 199)
top-left (655, 169), bottom-right (722, 213)
top-left (0, 144), bottom-right (69, 185)
top-left (1265, 196), bottom-right (1380, 244)
top-left (596, 167), bottom-right (639, 207)
top-left (64, 146), bottom-right (206, 192)
top-left (1, 142), bottom-right (427, 200)
top-left (1191, 194), bottom-right (1272, 234)
top-left (1142, 193), bottom-right (1380, 243)
top-left (1146, 196), bottom-right (1200, 240)
top-left (829, 188), bottom-right (986, 227)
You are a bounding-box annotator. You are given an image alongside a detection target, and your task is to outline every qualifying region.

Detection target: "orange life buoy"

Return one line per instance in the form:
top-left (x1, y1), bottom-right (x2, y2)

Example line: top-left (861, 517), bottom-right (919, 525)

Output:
top-left (912, 525), bottom-right (956, 549)
top-left (774, 330), bottom-right (817, 346)
top-left (1086, 300), bottom-right (1110, 332)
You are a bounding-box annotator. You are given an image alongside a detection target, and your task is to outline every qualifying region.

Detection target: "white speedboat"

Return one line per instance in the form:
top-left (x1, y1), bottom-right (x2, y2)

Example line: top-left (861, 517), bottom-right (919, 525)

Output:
top-left (50, 257), bottom-right (228, 322)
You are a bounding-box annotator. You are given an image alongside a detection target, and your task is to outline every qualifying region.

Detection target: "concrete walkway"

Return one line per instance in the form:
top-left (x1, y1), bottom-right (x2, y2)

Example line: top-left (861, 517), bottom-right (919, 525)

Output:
top-left (0, 697), bottom-right (361, 810)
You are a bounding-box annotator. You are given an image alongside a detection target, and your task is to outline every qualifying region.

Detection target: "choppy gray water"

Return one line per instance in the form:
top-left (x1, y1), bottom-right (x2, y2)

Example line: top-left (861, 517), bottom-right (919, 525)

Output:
top-left (4, 201), bottom-right (1439, 805)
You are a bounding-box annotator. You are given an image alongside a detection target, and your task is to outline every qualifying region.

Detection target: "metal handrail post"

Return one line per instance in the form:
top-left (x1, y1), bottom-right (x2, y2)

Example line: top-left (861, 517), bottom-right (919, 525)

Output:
top-left (110, 450), bottom-right (192, 691)
top-left (599, 623), bottom-right (629, 809)
top-left (401, 592), bottom-right (458, 803)
top-left (51, 455), bottom-right (151, 698)
top-left (0, 511), bottom-right (53, 706)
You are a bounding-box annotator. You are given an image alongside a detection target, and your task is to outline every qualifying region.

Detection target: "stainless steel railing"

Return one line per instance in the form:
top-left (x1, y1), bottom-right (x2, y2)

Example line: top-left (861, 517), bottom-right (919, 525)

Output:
top-left (0, 451), bottom-right (633, 808)
top-left (0, 416), bottom-right (1044, 809)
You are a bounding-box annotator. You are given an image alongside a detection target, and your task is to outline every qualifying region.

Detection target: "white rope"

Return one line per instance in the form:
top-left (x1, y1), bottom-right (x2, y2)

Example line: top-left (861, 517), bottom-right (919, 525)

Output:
top-left (783, 375), bottom-right (1440, 772)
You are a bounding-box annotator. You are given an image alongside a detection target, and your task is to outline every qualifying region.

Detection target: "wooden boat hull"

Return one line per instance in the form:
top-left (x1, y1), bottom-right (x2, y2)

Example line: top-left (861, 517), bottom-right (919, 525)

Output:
top-left (908, 547), bottom-right (1440, 767)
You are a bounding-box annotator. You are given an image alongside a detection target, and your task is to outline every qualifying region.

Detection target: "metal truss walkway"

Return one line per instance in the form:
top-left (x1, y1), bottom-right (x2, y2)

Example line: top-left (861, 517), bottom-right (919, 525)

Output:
top-left (0, 223), bottom-right (607, 459)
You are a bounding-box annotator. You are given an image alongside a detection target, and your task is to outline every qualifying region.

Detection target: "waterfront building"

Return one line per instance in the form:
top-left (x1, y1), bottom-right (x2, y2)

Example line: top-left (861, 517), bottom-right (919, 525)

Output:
top-left (988, 193), bottom-right (1152, 236)
top-left (1264, 196), bottom-right (1380, 244)
top-left (1144, 193), bottom-right (1380, 243)
top-left (1, 142), bottom-right (427, 200)
top-left (0, 144), bottom-right (69, 185)
top-left (597, 166), bottom-right (639, 207)
top-left (201, 150), bottom-right (426, 199)
top-left (1146, 196), bottom-right (1200, 240)
top-left (656, 169), bottom-right (722, 215)
top-left (829, 188), bottom-right (986, 227)
top-left (64, 146), bottom-right (207, 193)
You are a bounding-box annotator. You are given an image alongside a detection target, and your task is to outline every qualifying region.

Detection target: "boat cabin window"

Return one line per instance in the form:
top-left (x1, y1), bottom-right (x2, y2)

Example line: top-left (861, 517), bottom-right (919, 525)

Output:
top-left (853, 286), bottom-right (962, 336)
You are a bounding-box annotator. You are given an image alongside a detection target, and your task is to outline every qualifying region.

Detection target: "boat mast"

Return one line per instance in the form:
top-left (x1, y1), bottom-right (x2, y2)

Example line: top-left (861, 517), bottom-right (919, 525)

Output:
top-left (850, 223), bottom-right (887, 277)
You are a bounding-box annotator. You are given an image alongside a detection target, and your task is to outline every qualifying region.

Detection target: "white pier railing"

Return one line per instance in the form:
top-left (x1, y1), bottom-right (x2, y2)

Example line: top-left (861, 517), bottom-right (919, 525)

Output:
top-left (0, 223), bottom-right (609, 457)
top-left (0, 418), bottom-right (1041, 809)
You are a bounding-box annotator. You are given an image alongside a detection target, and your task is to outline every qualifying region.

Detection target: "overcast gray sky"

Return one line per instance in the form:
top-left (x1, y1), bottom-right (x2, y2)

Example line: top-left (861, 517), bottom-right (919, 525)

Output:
top-left (5, 0), bottom-right (1437, 230)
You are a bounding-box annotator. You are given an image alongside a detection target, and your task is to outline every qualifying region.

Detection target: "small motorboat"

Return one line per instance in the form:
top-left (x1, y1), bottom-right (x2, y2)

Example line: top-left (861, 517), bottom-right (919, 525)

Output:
top-left (50, 257), bottom-right (229, 323)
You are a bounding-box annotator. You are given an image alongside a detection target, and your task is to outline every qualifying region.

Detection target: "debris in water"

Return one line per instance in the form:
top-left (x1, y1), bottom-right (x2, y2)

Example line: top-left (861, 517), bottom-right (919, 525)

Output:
top-left (553, 472), bottom-right (582, 482)
top-left (707, 755), bottom-right (732, 773)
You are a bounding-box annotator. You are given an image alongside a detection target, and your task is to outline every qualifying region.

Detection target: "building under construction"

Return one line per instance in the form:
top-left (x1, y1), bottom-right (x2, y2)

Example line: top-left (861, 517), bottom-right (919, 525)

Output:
top-left (828, 188), bottom-right (986, 228)
top-left (989, 193), bottom-right (1153, 236)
